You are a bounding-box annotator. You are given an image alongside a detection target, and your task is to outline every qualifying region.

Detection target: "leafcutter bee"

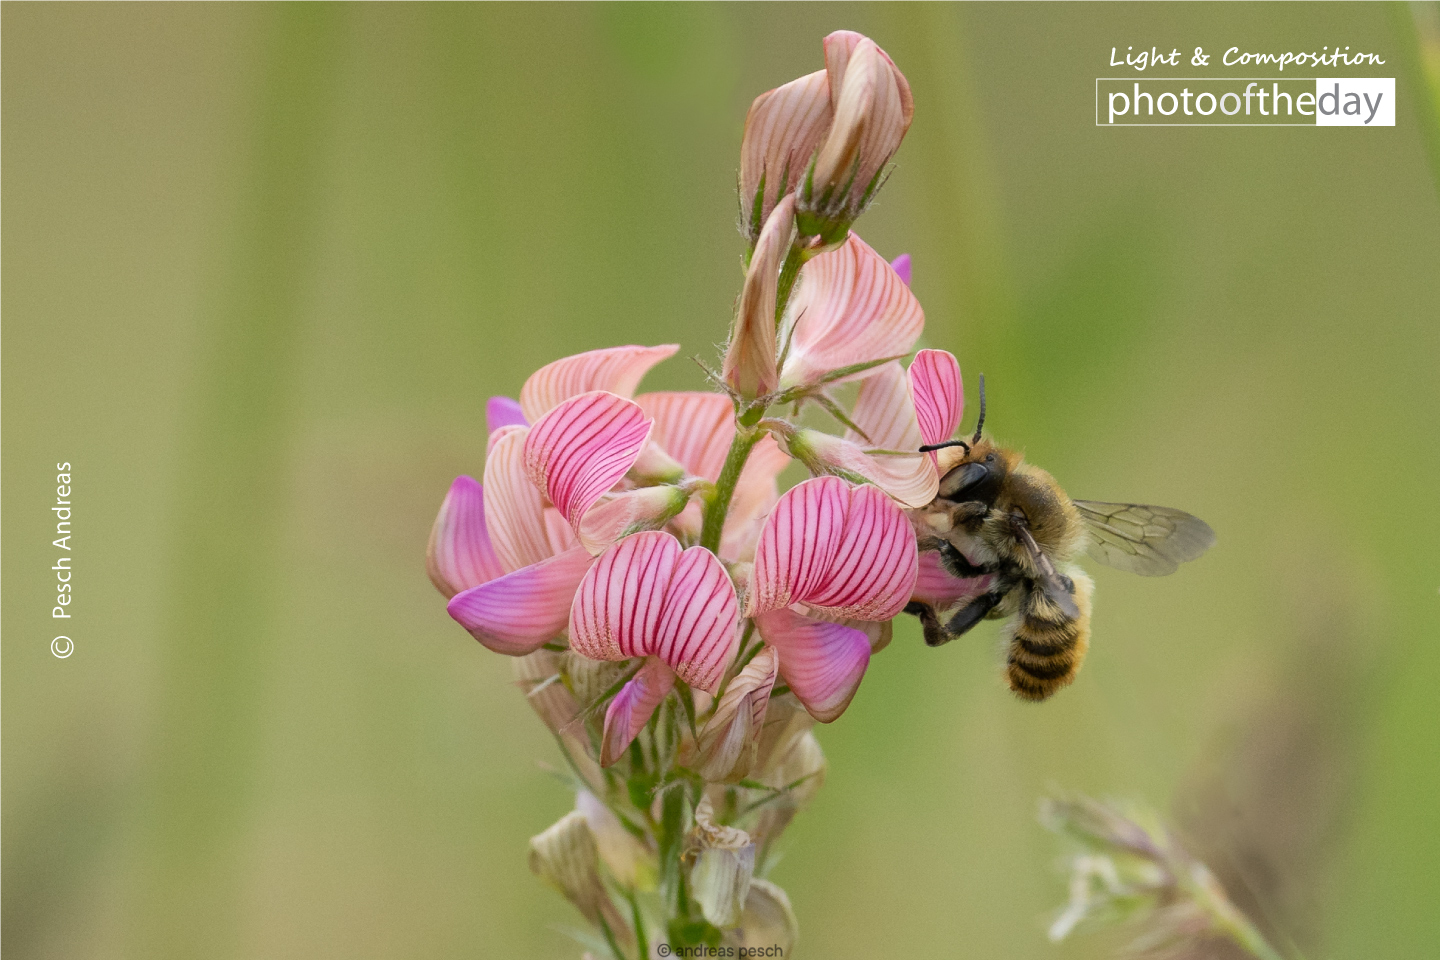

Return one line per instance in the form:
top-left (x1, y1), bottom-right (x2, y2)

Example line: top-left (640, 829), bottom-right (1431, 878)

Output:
top-left (906, 377), bottom-right (1216, 701)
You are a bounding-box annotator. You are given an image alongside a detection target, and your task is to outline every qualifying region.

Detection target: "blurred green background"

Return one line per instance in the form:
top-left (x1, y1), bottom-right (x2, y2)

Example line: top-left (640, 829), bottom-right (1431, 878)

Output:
top-left (4, 4), bottom-right (1438, 958)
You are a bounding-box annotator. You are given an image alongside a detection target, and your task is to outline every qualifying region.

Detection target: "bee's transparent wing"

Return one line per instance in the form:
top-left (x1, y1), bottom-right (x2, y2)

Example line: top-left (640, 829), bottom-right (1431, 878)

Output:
top-left (1073, 500), bottom-right (1215, 577)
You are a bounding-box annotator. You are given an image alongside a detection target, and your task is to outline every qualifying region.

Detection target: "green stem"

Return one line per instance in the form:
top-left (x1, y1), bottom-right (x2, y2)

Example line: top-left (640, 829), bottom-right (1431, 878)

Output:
top-left (1184, 865), bottom-right (1288, 960)
top-left (774, 243), bottom-right (806, 327)
top-left (699, 426), bottom-right (763, 553)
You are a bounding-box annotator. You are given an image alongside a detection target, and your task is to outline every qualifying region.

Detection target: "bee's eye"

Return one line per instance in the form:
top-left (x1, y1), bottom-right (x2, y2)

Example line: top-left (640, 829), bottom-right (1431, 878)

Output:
top-left (985, 453), bottom-right (996, 463)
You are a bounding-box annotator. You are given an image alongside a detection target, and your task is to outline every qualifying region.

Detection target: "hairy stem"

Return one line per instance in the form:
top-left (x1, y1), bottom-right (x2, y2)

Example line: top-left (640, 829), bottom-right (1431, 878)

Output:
top-left (700, 425), bottom-right (763, 553)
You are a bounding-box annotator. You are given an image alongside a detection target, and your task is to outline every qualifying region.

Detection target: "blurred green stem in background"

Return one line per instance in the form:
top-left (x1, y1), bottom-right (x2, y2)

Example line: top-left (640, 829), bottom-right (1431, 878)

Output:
top-left (132, 7), bottom-right (341, 957)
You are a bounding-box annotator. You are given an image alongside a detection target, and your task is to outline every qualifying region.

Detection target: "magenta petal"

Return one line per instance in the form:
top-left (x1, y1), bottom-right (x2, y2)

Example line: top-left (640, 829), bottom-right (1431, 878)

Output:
top-left (519, 345), bottom-right (679, 422)
top-left (746, 477), bottom-right (846, 617)
top-left (912, 550), bottom-right (995, 609)
top-left (653, 547), bottom-right (740, 692)
top-left (523, 391), bottom-right (654, 531)
top-left (600, 659), bottom-right (676, 766)
top-left (890, 253), bottom-right (912, 287)
top-left (486, 396), bottom-right (528, 434)
top-left (447, 546), bottom-right (593, 656)
top-left (804, 483), bottom-right (918, 621)
top-left (427, 476), bottom-right (506, 598)
top-left (755, 608), bottom-right (871, 723)
top-left (483, 426), bottom-right (552, 572)
top-left (569, 530), bottom-right (680, 662)
top-left (908, 349), bottom-right (963, 448)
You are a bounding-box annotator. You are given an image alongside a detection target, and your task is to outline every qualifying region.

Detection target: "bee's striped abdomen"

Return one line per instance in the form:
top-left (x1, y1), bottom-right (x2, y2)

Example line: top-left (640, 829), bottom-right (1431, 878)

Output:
top-left (1005, 569), bottom-right (1093, 702)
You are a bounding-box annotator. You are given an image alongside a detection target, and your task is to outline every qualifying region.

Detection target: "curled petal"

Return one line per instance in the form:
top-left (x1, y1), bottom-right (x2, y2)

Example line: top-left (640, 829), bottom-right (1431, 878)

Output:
top-left (570, 531), bottom-right (739, 691)
top-left (427, 476), bottom-right (506, 598)
top-left (909, 349), bottom-right (963, 449)
top-left (780, 234), bottom-right (924, 390)
top-left (890, 253), bottom-right (912, 287)
top-left (912, 549), bottom-right (995, 609)
top-left (849, 360), bottom-right (924, 452)
top-left (749, 476), bottom-right (920, 620)
top-left (696, 646), bottom-right (778, 782)
top-left (725, 195), bottom-right (795, 399)
top-left (519, 344), bottom-right (678, 422)
top-left (600, 659), bottom-right (676, 767)
top-left (447, 546), bottom-right (593, 655)
top-left (739, 69), bottom-right (831, 242)
top-left (482, 426), bottom-right (552, 571)
top-left (635, 391), bottom-right (736, 481)
top-left (653, 547), bottom-right (741, 692)
top-left (578, 485), bottom-right (691, 556)
top-left (783, 428), bottom-right (938, 509)
top-left (755, 608), bottom-right (871, 722)
top-left (523, 391), bottom-right (653, 532)
top-left (486, 395), bottom-right (528, 433)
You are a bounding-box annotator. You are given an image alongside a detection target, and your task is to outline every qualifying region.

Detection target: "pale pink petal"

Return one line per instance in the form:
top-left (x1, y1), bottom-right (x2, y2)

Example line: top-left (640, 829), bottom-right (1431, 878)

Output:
top-left (486, 396), bottom-right (528, 433)
top-left (890, 253), bottom-right (912, 287)
top-left (908, 349), bottom-right (963, 449)
top-left (519, 345), bottom-right (679, 422)
top-left (635, 392), bottom-right (736, 481)
top-left (814, 35), bottom-right (911, 212)
top-left (848, 360), bottom-right (924, 452)
top-left (544, 507), bottom-right (579, 557)
top-left (780, 234), bottom-right (924, 389)
top-left (569, 531), bottom-right (680, 663)
top-left (483, 426), bottom-right (553, 572)
top-left (755, 608), bottom-right (871, 723)
top-left (746, 477), bottom-right (847, 617)
top-left (912, 550), bottom-right (995, 609)
top-left (447, 546), bottom-right (593, 656)
top-left (427, 475), bottom-right (506, 598)
top-left (578, 486), bottom-right (690, 556)
top-left (739, 70), bottom-right (831, 241)
top-left (601, 659), bottom-right (676, 767)
top-left (653, 547), bottom-right (740, 692)
top-left (523, 391), bottom-right (653, 531)
top-left (802, 483), bottom-right (918, 621)
top-left (782, 428), bottom-right (938, 509)
top-left (725, 195), bottom-right (794, 399)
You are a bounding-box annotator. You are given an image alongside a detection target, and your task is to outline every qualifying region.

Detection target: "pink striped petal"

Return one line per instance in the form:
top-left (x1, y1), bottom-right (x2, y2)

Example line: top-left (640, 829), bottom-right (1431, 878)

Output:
top-left (746, 477), bottom-right (847, 617)
top-left (782, 428), bottom-right (938, 509)
top-left (653, 546), bottom-right (740, 692)
top-left (908, 349), bottom-right (963, 449)
top-left (601, 659), bottom-right (676, 767)
top-left (725, 195), bottom-right (794, 399)
top-left (813, 34), bottom-right (912, 215)
top-left (523, 392), bottom-right (653, 532)
top-left (569, 531), bottom-right (739, 691)
top-left (739, 69), bottom-right (831, 242)
top-left (635, 391), bottom-right (736, 481)
top-left (801, 483), bottom-right (918, 621)
top-left (570, 530), bottom-right (680, 662)
top-left (754, 608), bottom-right (871, 723)
top-left (446, 546), bottom-right (593, 655)
top-left (483, 426), bottom-right (552, 572)
top-left (912, 550), bottom-right (995, 609)
top-left (780, 234), bottom-right (924, 389)
top-left (486, 396), bottom-right (528, 434)
top-left (427, 475), bottom-right (506, 598)
top-left (849, 361), bottom-right (924, 452)
top-left (890, 254), bottom-right (912, 287)
top-left (748, 477), bottom-right (919, 620)
top-left (519, 345), bottom-right (679, 422)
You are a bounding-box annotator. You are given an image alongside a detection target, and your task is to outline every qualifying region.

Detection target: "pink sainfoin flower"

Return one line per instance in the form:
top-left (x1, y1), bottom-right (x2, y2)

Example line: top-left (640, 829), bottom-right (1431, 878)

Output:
top-left (423, 27), bottom-right (966, 953)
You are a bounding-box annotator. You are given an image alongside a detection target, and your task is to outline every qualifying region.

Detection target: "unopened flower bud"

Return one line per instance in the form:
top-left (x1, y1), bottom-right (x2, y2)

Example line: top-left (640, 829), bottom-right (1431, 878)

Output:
top-left (687, 797), bottom-right (756, 929)
top-left (799, 33), bottom-right (913, 240)
top-left (723, 878), bottom-right (800, 955)
top-left (740, 70), bottom-right (831, 244)
top-left (576, 789), bottom-right (657, 891)
top-left (695, 647), bottom-right (779, 783)
top-left (528, 811), bottom-right (628, 935)
top-left (724, 195), bottom-right (795, 399)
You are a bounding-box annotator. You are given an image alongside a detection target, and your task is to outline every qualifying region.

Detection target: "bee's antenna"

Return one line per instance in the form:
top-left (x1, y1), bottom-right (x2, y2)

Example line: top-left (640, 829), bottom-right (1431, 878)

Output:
top-left (972, 373), bottom-right (987, 442)
top-left (919, 439), bottom-right (970, 454)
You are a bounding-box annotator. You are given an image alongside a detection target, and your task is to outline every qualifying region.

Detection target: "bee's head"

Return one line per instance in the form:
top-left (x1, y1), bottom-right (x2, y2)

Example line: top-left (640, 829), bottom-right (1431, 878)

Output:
top-left (918, 374), bottom-right (1009, 505)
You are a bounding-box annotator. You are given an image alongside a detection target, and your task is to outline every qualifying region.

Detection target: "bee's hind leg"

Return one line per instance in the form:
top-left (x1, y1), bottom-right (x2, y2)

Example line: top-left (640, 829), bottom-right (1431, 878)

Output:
top-left (944, 590), bottom-right (1005, 640)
